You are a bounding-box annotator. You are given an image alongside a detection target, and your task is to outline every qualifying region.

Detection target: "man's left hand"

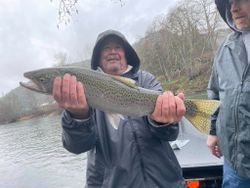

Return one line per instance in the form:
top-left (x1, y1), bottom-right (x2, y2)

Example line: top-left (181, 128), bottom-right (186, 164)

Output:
top-left (150, 91), bottom-right (186, 124)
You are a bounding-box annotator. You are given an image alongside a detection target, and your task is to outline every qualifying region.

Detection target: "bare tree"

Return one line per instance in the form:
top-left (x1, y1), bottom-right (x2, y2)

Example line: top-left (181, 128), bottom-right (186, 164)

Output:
top-left (56, 0), bottom-right (78, 28)
top-left (135, 0), bottom-right (223, 83)
top-left (192, 0), bottom-right (221, 50)
top-left (52, 0), bottom-right (126, 28)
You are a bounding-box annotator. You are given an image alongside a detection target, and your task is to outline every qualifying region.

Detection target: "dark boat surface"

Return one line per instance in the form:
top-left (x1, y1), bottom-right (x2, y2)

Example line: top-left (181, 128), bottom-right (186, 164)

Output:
top-left (174, 118), bottom-right (223, 188)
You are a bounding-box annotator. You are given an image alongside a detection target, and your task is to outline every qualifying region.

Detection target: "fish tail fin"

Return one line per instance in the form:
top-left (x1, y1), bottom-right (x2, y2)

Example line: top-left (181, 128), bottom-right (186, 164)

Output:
top-left (184, 99), bottom-right (220, 135)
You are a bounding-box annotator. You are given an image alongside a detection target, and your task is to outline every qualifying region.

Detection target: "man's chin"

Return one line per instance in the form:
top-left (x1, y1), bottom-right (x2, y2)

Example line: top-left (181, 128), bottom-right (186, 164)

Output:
top-left (235, 21), bottom-right (250, 31)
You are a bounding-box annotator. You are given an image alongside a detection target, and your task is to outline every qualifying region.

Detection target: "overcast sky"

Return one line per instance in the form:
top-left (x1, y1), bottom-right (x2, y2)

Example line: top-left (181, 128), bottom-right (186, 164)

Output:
top-left (0, 0), bottom-right (178, 95)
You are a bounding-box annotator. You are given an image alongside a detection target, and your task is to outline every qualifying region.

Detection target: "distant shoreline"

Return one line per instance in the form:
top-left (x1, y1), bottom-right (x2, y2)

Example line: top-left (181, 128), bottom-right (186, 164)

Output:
top-left (0, 107), bottom-right (62, 125)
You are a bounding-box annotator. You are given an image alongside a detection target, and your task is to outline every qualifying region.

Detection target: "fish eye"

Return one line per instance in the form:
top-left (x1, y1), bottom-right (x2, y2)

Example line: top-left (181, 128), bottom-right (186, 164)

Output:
top-left (39, 77), bottom-right (45, 82)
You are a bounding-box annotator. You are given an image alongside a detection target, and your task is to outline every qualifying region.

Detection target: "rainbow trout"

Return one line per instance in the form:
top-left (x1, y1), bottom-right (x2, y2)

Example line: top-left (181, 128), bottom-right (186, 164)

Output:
top-left (20, 67), bottom-right (220, 134)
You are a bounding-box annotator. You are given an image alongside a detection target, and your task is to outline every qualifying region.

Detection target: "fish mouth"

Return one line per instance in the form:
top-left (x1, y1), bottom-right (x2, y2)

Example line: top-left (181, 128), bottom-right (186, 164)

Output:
top-left (19, 81), bottom-right (48, 94)
top-left (19, 70), bottom-right (50, 94)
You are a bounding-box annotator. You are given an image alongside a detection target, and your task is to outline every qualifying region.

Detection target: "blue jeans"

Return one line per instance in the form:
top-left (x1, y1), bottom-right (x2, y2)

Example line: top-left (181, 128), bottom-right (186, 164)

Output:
top-left (223, 160), bottom-right (250, 188)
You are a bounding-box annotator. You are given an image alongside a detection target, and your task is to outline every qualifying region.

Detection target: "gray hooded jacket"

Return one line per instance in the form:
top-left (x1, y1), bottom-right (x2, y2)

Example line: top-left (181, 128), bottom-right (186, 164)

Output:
top-left (208, 0), bottom-right (250, 178)
top-left (61, 30), bottom-right (186, 188)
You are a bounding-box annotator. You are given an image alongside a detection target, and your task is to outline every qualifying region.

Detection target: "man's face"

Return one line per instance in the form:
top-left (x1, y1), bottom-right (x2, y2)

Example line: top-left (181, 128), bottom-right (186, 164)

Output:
top-left (99, 36), bottom-right (128, 76)
top-left (230, 0), bottom-right (250, 30)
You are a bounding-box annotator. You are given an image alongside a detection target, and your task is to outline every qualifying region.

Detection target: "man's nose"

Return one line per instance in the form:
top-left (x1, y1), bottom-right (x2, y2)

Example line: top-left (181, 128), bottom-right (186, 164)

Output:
top-left (230, 0), bottom-right (240, 12)
top-left (110, 48), bottom-right (116, 53)
top-left (110, 47), bottom-right (119, 53)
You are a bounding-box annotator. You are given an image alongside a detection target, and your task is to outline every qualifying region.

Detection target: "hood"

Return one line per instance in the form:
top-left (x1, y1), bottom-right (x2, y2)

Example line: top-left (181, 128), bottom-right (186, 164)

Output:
top-left (91, 29), bottom-right (140, 73)
top-left (215, 0), bottom-right (240, 32)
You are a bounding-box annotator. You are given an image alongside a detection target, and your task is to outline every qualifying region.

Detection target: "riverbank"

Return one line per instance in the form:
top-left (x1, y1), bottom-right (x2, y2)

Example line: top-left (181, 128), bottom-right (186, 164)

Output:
top-left (0, 105), bottom-right (62, 125)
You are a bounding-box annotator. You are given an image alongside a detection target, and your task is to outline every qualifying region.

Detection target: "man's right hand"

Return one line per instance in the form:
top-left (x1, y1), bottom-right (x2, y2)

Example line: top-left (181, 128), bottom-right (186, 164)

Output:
top-left (52, 73), bottom-right (90, 119)
top-left (207, 135), bottom-right (222, 158)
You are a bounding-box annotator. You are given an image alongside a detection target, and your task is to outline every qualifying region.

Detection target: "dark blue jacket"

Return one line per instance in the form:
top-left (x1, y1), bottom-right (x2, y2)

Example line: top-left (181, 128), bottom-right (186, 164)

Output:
top-left (61, 30), bottom-right (186, 188)
top-left (62, 70), bottom-right (185, 188)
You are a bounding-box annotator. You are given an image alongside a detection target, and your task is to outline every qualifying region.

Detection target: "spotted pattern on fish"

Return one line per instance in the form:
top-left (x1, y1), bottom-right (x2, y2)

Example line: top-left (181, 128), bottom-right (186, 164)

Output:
top-left (20, 67), bottom-right (220, 134)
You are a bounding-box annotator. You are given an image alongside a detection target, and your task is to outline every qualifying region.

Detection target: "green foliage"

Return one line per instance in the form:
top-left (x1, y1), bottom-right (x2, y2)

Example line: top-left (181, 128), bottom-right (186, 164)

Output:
top-left (160, 70), bottom-right (211, 98)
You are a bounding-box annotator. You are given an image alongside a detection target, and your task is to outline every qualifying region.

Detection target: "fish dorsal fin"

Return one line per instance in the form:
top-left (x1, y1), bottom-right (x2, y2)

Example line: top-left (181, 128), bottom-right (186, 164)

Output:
top-left (112, 76), bottom-right (137, 89)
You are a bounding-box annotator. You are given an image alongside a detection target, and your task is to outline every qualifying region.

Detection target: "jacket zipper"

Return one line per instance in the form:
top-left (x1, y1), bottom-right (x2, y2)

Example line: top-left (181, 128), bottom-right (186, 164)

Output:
top-left (128, 118), bottom-right (148, 188)
top-left (233, 85), bottom-right (240, 170)
top-left (233, 63), bottom-right (249, 170)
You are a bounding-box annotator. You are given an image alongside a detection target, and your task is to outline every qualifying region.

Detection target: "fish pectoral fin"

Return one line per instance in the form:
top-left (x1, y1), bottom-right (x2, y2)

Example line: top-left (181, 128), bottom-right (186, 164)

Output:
top-left (112, 76), bottom-right (138, 89)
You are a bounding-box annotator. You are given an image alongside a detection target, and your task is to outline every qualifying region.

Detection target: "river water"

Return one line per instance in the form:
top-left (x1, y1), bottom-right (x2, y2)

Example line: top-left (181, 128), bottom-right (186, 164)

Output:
top-left (0, 115), bottom-right (87, 188)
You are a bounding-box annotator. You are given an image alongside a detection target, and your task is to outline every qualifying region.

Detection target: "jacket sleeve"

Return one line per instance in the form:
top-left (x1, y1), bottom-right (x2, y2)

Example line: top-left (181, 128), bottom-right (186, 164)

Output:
top-left (207, 61), bottom-right (220, 136)
top-left (139, 71), bottom-right (179, 141)
top-left (61, 110), bottom-right (96, 154)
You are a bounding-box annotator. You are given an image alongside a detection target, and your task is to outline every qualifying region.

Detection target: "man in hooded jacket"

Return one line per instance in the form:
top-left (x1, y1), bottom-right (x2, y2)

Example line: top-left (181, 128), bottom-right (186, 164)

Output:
top-left (52, 29), bottom-right (187, 188)
top-left (207, 0), bottom-right (250, 187)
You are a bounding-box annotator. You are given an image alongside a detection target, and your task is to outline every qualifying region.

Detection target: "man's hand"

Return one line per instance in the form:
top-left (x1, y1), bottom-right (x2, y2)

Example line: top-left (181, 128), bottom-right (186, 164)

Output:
top-left (150, 91), bottom-right (186, 124)
top-left (52, 73), bottom-right (90, 119)
top-left (207, 135), bottom-right (222, 158)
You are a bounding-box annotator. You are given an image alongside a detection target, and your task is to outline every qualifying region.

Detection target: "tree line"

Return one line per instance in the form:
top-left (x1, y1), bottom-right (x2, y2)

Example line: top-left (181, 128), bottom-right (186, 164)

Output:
top-left (0, 88), bottom-right (57, 125)
top-left (134, 0), bottom-right (229, 90)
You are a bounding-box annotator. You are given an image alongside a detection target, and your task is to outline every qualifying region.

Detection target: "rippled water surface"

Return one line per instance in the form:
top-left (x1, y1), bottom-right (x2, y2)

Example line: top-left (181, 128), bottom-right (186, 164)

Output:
top-left (0, 115), bottom-right (86, 188)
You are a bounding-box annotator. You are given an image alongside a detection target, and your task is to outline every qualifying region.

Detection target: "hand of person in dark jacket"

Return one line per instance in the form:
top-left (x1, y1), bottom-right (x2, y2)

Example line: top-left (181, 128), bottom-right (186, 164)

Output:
top-left (150, 91), bottom-right (186, 124)
top-left (207, 135), bottom-right (222, 158)
top-left (52, 74), bottom-right (90, 119)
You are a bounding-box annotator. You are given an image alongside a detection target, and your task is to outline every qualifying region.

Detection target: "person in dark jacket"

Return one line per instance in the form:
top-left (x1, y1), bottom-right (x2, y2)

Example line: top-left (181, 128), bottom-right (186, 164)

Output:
top-left (52, 29), bottom-right (187, 188)
top-left (207, 0), bottom-right (250, 187)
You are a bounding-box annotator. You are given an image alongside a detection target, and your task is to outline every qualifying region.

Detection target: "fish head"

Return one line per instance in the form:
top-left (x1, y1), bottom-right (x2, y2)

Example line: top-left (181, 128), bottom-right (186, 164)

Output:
top-left (19, 68), bottom-right (61, 94)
